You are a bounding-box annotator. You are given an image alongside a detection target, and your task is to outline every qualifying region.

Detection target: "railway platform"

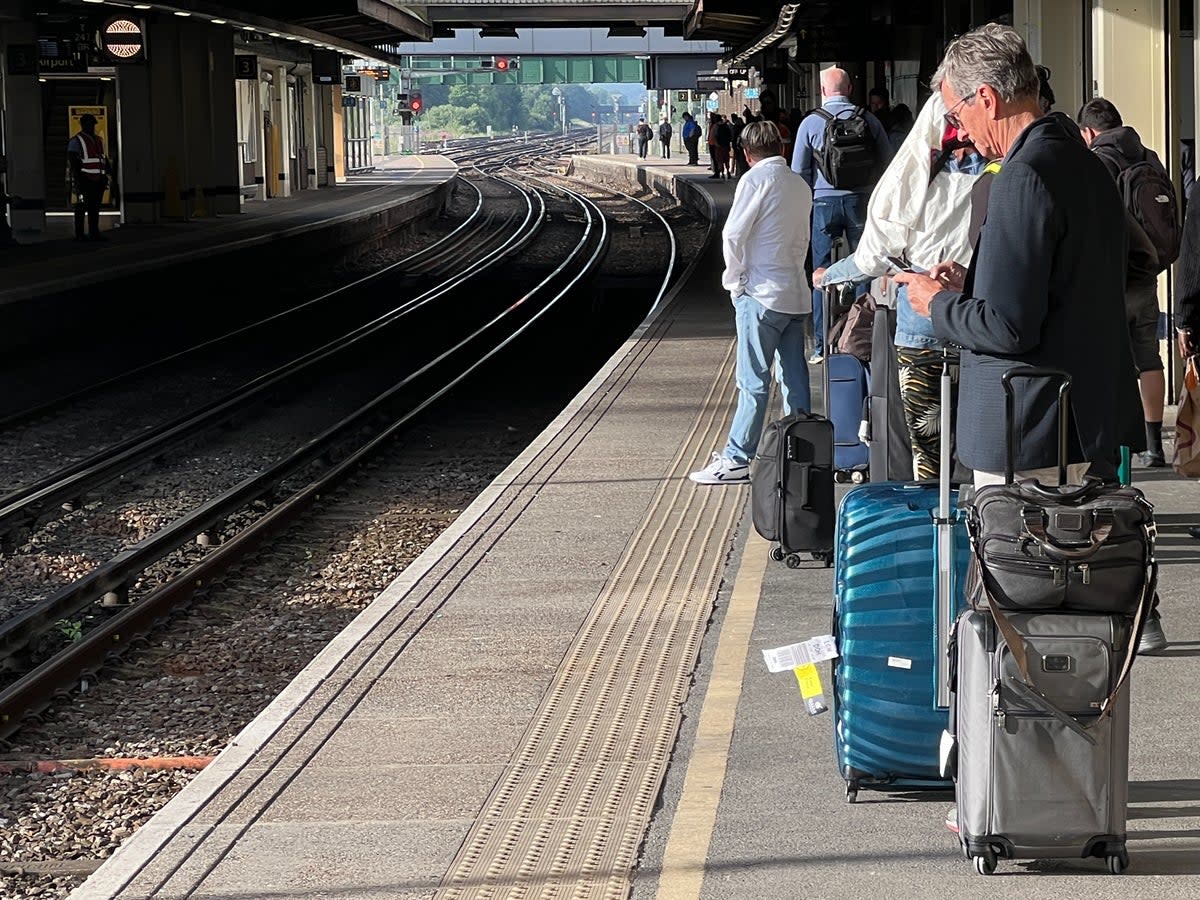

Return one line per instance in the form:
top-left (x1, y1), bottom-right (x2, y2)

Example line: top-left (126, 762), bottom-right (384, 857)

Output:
top-left (68, 157), bottom-right (1200, 900)
top-left (0, 155), bottom-right (458, 308)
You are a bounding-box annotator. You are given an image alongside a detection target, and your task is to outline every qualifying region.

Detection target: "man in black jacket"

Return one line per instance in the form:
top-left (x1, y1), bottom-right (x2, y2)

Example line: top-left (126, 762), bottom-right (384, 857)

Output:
top-left (895, 25), bottom-right (1158, 648)
top-left (1078, 98), bottom-right (1171, 467)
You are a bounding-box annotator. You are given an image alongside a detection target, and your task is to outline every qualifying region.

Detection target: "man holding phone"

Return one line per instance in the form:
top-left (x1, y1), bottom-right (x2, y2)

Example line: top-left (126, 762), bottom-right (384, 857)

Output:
top-left (893, 25), bottom-right (1159, 650)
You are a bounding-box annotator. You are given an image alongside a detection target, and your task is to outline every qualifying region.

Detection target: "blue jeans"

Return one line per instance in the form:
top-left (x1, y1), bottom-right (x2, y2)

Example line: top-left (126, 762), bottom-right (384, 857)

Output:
top-left (724, 295), bottom-right (811, 465)
top-left (811, 194), bottom-right (867, 349)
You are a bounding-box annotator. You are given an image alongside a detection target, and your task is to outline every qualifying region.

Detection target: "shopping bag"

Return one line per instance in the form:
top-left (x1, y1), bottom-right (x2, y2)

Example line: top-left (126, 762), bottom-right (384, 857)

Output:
top-left (1173, 356), bottom-right (1200, 477)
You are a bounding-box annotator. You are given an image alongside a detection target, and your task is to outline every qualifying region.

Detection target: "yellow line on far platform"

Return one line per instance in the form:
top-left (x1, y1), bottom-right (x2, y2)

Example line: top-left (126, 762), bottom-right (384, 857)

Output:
top-left (653, 531), bottom-right (771, 900)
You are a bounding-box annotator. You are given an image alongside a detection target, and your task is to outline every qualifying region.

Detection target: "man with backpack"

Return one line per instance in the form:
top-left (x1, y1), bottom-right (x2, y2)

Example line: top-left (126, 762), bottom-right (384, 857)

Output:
top-left (793, 67), bottom-right (893, 363)
top-left (635, 118), bottom-right (652, 159)
top-left (1078, 98), bottom-right (1180, 467)
top-left (658, 118), bottom-right (673, 159)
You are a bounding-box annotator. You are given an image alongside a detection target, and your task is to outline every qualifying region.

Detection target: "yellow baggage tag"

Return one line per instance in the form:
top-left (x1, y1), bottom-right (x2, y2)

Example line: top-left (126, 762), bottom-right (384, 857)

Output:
top-left (794, 663), bottom-right (828, 716)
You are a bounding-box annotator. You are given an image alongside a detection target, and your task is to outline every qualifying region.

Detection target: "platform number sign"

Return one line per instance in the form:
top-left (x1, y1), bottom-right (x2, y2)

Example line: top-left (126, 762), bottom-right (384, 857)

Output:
top-left (235, 55), bottom-right (258, 80)
top-left (101, 17), bottom-right (147, 64)
top-left (6, 43), bottom-right (37, 75)
top-left (344, 75), bottom-right (363, 94)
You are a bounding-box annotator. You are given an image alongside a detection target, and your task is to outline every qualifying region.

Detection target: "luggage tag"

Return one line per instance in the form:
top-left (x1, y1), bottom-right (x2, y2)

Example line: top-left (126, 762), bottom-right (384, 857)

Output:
top-left (794, 663), bottom-right (829, 716)
top-left (762, 635), bottom-right (838, 717)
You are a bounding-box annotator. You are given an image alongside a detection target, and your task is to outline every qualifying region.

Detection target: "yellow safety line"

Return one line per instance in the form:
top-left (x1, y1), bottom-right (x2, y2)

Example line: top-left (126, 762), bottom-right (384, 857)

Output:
top-left (653, 531), bottom-right (771, 900)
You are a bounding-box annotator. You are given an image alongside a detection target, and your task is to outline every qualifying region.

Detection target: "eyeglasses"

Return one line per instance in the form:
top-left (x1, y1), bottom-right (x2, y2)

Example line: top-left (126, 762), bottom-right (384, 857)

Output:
top-left (944, 94), bottom-right (975, 130)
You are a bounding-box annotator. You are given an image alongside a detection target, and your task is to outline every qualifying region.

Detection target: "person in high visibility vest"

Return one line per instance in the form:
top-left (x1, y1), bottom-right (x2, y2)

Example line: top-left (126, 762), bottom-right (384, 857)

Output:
top-left (67, 113), bottom-right (109, 241)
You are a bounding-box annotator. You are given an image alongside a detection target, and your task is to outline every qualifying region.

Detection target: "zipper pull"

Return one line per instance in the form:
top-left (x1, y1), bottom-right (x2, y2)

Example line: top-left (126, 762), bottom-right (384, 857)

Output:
top-left (992, 682), bottom-right (1005, 726)
top-left (1076, 562), bottom-right (1091, 585)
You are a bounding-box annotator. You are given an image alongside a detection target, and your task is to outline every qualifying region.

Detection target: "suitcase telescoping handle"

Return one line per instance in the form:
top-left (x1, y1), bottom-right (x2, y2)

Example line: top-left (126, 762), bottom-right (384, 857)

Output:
top-left (1000, 367), bottom-right (1071, 486)
top-left (935, 349), bottom-right (955, 708)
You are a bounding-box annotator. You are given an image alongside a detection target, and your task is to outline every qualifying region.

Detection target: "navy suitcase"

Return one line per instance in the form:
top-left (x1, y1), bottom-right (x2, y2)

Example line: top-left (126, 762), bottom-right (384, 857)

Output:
top-left (824, 282), bottom-right (870, 479)
top-left (832, 356), bottom-right (967, 801)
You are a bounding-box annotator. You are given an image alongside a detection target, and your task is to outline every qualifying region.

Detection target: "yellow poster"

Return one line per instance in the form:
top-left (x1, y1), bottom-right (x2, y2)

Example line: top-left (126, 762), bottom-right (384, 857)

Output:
top-left (68, 105), bottom-right (112, 205)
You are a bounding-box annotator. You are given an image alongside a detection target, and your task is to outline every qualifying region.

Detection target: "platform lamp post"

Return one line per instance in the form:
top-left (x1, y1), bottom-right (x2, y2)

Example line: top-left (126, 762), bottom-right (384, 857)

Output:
top-left (611, 93), bottom-right (621, 154)
top-left (552, 86), bottom-right (565, 136)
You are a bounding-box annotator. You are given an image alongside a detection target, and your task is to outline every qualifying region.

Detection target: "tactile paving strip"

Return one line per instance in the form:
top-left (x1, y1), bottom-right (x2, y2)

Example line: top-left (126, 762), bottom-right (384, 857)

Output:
top-left (436, 343), bottom-right (743, 899)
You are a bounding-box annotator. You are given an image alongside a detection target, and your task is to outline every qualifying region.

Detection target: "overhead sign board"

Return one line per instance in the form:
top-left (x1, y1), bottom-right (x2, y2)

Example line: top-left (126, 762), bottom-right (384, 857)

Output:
top-left (725, 66), bottom-right (750, 79)
top-left (744, 87), bottom-right (760, 99)
top-left (706, 99), bottom-right (719, 111)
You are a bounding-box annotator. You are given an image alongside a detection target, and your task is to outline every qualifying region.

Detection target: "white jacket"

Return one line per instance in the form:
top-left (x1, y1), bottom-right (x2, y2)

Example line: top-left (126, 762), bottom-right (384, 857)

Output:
top-left (852, 94), bottom-right (982, 277)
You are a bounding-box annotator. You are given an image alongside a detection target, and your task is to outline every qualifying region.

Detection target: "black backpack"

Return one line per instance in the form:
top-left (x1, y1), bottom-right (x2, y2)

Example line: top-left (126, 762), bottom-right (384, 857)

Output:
top-left (1117, 159), bottom-right (1180, 270)
top-left (814, 107), bottom-right (880, 190)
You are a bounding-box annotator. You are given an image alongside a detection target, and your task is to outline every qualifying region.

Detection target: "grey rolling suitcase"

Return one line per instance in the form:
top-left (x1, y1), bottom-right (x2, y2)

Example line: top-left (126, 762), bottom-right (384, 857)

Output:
top-left (951, 610), bottom-right (1134, 875)
top-left (949, 367), bottom-right (1152, 875)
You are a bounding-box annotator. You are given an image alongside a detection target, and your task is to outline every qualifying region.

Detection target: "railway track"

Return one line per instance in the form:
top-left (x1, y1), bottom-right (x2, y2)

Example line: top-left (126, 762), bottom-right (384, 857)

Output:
top-left (0, 149), bottom-right (650, 742)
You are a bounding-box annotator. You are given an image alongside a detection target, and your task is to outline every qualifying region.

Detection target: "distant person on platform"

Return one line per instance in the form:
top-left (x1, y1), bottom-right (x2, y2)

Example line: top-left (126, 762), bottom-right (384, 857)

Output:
top-left (690, 121), bottom-right (813, 485)
top-left (793, 67), bottom-right (893, 362)
top-left (636, 118), bottom-right (652, 159)
top-left (67, 113), bottom-right (109, 242)
top-left (681, 112), bottom-right (702, 166)
top-left (658, 118), bottom-right (673, 159)
top-left (869, 86), bottom-right (893, 131)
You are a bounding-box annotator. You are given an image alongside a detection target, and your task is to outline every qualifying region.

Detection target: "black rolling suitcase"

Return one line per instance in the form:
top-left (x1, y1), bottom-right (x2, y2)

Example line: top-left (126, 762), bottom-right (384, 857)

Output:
top-left (866, 304), bottom-right (914, 482)
top-left (751, 412), bottom-right (835, 567)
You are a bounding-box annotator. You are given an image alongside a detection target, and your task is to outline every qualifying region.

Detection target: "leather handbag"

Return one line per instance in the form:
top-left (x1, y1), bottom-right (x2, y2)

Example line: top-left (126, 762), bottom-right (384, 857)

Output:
top-left (964, 368), bottom-right (1157, 616)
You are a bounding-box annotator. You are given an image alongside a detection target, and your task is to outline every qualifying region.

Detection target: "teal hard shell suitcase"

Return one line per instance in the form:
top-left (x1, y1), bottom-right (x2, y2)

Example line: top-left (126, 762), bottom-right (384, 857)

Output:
top-left (832, 481), bottom-right (968, 801)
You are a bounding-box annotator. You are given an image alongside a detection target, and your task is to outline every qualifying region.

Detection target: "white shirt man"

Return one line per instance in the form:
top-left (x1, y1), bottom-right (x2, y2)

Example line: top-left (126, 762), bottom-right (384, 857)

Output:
top-left (692, 120), bottom-right (814, 484)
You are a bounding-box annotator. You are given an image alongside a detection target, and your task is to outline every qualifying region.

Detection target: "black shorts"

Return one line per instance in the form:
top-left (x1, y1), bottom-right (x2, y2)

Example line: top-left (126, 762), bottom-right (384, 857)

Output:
top-left (1126, 283), bottom-right (1164, 373)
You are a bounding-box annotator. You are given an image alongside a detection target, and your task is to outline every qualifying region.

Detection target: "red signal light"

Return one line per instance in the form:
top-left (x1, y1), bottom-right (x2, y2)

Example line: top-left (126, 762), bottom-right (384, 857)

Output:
top-left (410, 92), bottom-right (423, 113)
top-left (495, 57), bottom-right (510, 71)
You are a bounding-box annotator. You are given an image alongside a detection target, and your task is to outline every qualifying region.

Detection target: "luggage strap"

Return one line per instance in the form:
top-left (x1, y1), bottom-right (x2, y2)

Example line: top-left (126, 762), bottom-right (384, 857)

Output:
top-left (980, 525), bottom-right (1156, 732)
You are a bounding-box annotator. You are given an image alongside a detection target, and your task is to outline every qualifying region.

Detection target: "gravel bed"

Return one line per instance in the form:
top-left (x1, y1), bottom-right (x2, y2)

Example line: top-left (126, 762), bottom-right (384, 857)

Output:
top-left (0, 197), bottom-right (707, 900)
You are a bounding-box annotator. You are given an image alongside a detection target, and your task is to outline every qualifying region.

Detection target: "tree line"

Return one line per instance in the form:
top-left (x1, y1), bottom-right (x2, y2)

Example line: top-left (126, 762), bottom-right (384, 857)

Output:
top-left (403, 83), bottom-right (638, 135)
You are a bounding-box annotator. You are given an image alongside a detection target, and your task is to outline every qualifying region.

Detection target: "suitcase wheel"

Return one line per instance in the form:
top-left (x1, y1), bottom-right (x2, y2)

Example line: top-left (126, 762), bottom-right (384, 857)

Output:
top-left (850, 470), bottom-right (867, 484)
top-left (834, 471), bottom-right (850, 484)
top-left (845, 781), bottom-right (858, 804)
top-left (973, 851), bottom-right (997, 876)
top-left (770, 546), bottom-right (785, 562)
top-left (811, 550), bottom-right (833, 568)
top-left (1107, 850), bottom-right (1129, 875)
top-left (785, 553), bottom-right (803, 569)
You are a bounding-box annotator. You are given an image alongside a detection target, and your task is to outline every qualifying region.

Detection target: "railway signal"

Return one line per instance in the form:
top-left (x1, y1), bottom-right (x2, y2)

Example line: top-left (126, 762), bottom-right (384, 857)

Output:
top-left (410, 91), bottom-right (423, 114)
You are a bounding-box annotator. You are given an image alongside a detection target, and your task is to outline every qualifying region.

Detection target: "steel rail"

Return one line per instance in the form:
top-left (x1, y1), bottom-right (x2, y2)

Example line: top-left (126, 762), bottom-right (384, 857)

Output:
top-left (0, 175), bottom-right (609, 739)
top-left (0, 178), bottom-right (488, 432)
top-left (0, 179), bottom-right (544, 546)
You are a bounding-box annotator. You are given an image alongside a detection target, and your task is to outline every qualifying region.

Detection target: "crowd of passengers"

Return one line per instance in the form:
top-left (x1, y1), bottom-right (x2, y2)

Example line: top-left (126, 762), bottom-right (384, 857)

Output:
top-left (681, 24), bottom-right (1200, 656)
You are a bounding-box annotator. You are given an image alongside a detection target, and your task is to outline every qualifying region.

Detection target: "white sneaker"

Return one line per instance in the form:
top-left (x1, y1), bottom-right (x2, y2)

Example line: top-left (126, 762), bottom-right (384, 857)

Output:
top-left (689, 452), bottom-right (750, 485)
top-left (808, 351), bottom-right (825, 365)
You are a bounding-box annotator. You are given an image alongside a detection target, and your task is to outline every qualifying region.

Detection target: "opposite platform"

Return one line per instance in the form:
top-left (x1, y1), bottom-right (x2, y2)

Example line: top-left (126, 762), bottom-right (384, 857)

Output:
top-left (0, 155), bottom-right (458, 307)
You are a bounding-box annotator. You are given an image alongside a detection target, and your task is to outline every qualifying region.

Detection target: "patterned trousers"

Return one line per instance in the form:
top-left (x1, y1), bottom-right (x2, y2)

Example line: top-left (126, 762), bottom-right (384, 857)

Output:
top-left (896, 347), bottom-right (960, 481)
